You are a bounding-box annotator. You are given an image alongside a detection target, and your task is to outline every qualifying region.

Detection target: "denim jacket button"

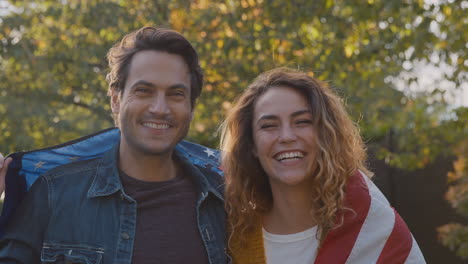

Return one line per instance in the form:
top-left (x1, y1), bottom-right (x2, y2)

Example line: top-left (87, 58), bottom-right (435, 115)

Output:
top-left (121, 232), bottom-right (130, 240)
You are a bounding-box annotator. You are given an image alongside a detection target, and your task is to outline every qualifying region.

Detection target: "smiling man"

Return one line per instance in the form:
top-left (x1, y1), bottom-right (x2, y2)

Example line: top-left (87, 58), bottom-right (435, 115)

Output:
top-left (0, 27), bottom-right (227, 264)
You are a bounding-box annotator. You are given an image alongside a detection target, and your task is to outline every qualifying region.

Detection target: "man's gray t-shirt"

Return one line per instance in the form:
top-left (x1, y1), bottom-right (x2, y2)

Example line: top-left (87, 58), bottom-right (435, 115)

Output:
top-left (120, 166), bottom-right (208, 264)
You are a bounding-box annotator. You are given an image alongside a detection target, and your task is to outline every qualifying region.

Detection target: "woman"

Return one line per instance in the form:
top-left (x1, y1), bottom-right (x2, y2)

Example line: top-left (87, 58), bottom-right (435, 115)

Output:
top-left (0, 154), bottom-right (10, 194)
top-left (220, 67), bottom-right (425, 263)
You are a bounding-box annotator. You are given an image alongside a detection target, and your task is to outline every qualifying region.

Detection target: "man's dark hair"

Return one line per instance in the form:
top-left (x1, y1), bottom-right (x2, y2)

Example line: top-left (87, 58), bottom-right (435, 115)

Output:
top-left (106, 26), bottom-right (203, 108)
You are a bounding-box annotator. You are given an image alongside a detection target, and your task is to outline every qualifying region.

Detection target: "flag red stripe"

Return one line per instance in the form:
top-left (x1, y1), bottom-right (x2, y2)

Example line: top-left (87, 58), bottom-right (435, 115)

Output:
top-left (376, 209), bottom-right (413, 264)
top-left (315, 171), bottom-right (371, 263)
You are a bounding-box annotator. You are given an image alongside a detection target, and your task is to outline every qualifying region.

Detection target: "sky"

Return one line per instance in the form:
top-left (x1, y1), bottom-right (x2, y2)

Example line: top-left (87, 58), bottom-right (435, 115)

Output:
top-left (394, 59), bottom-right (468, 107)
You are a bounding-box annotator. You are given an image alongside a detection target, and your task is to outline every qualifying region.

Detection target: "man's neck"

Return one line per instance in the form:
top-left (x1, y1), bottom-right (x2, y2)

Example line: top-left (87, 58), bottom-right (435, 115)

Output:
top-left (118, 143), bottom-right (178, 182)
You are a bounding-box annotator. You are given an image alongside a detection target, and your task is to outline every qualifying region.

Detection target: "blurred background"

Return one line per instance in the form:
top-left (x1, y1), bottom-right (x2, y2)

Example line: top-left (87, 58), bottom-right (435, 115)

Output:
top-left (0, 0), bottom-right (466, 262)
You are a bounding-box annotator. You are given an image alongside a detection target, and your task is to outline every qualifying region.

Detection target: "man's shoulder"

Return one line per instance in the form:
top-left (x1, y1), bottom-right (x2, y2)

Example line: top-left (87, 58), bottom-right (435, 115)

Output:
top-left (177, 140), bottom-right (222, 173)
top-left (176, 140), bottom-right (225, 195)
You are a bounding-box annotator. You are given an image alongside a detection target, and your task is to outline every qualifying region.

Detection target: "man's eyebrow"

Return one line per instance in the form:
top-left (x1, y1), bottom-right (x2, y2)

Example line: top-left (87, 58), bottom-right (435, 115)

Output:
top-left (168, 83), bottom-right (189, 91)
top-left (130, 81), bottom-right (189, 91)
top-left (130, 80), bottom-right (155, 89)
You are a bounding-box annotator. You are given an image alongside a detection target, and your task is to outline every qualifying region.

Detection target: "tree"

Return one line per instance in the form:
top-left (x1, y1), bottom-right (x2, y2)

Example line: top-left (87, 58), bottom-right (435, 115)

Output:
top-left (0, 0), bottom-right (466, 169)
top-left (1, 0), bottom-right (467, 258)
top-left (438, 107), bottom-right (468, 259)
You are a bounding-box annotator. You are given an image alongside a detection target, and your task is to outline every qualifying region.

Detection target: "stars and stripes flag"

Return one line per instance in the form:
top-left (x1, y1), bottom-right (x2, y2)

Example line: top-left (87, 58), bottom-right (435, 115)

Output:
top-left (315, 171), bottom-right (426, 263)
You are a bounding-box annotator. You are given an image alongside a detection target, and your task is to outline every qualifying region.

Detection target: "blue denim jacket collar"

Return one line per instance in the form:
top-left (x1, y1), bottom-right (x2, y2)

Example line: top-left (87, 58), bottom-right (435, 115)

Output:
top-left (86, 143), bottom-right (224, 200)
top-left (87, 143), bottom-right (123, 198)
top-left (177, 151), bottom-right (224, 201)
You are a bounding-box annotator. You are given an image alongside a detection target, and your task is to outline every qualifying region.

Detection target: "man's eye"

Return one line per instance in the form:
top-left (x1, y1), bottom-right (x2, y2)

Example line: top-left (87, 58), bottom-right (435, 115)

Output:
top-left (170, 91), bottom-right (185, 97)
top-left (135, 88), bottom-right (150, 94)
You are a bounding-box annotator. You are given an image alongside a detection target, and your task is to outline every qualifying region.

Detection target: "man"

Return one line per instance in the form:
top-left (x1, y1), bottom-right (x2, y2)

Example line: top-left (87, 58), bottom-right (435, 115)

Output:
top-left (0, 27), bottom-right (227, 264)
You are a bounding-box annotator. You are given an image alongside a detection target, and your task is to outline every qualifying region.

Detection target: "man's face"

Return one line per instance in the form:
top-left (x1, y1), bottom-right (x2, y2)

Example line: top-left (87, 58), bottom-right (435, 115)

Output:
top-left (111, 50), bottom-right (192, 157)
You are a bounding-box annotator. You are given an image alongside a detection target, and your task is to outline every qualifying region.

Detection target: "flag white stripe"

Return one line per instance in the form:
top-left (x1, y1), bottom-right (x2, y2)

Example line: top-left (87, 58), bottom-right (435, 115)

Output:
top-left (363, 175), bottom-right (390, 206)
top-left (345, 174), bottom-right (395, 264)
top-left (404, 236), bottom-right (426, 264)
top-left (365, 174), bottom-right (426, 264)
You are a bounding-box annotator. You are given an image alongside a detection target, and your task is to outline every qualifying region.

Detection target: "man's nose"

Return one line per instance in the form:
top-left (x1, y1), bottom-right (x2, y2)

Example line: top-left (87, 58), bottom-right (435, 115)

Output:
top-left (148, 95), bottom-right (170, 115)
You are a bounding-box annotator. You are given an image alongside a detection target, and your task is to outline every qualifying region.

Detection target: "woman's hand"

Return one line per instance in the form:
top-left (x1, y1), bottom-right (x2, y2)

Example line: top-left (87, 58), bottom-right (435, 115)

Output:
top-left (0, 153), bottom-right (12, 195)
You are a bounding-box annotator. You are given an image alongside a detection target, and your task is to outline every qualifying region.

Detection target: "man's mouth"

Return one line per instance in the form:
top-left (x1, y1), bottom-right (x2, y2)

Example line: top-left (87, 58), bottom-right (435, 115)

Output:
top-left (142, 122), bottom-right (170, 129)
top-left (274, 151), bottom-right (305, 162)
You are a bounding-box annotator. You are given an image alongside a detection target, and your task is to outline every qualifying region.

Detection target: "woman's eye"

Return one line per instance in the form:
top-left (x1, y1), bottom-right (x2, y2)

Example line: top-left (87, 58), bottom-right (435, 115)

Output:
top-left (296, 119), bottom-right (312, 125)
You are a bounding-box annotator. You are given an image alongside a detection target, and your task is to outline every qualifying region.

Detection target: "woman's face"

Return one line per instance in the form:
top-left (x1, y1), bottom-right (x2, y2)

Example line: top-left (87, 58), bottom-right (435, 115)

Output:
top-left (252, 86), bottom-right (318, 189)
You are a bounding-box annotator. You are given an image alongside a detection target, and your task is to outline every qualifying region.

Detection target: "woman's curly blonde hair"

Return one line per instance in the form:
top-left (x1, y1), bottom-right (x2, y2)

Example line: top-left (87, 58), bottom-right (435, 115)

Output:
top-left (220, 67), bottom-right (371, 248)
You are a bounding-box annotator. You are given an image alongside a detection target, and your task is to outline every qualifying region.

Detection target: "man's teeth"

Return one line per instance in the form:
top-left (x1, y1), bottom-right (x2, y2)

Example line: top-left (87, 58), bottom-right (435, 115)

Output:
top-left (276, 152), bottom-right (304, 161)
top-left (143, 122), bottom-right (169, 129)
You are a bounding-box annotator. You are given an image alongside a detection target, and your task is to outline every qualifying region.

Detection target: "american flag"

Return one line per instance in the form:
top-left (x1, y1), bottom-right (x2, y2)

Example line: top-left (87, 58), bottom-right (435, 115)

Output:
top-left (316, 171), bottom-right (425, 263)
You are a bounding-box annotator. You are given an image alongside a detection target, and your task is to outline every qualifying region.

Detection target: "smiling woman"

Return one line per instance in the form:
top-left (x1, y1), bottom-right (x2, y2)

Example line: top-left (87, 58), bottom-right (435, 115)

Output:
top-left (220, 67), bottom-right (426, 264)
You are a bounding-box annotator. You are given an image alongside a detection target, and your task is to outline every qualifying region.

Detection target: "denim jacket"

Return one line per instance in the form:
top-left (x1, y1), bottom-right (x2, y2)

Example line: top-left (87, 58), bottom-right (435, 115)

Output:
top-left (0, 129), bottom-right (227, 264)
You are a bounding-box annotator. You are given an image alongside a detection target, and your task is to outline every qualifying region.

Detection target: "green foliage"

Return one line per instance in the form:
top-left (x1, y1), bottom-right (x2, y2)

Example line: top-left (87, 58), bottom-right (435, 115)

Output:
top-left (0, 0), bottom-right (466, 172)
top-left (438, 108), bottom-right (468, 259)
top-left (438, 223), bottom-right (468, 260)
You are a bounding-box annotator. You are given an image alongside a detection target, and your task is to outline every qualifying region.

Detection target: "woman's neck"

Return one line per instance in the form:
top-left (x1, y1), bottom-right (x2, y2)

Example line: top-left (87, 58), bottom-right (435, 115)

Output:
top-left (263, 184), bottom-right (316, 235)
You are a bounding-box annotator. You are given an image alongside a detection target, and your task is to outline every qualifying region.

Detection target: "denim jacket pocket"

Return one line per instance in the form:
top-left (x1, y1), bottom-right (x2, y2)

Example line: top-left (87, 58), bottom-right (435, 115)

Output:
top-left (41, 242), bottom-right (104, 264)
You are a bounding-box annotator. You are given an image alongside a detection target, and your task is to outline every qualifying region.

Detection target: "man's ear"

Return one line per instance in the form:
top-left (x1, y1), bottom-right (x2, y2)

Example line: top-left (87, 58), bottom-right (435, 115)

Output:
top-left (190, 110), bottom-right (194, 121)
top-left (110, 90), bottom-right (120, 115)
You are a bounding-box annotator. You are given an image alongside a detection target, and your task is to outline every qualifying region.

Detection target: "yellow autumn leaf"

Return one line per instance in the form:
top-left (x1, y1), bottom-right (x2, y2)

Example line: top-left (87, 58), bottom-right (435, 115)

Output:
top-left (344, 45), bottom-right (353, 58)
top-left (217, 39), bottom-right (224, 48)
